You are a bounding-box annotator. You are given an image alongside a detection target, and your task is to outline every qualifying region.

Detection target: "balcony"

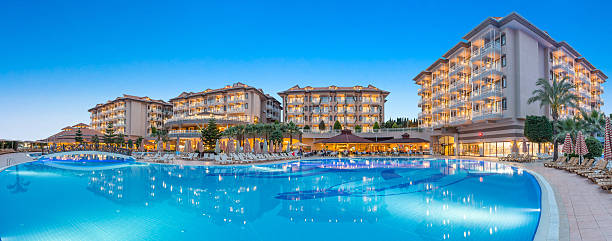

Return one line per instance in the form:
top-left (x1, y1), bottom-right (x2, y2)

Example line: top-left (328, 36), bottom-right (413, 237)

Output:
top-left (287, 99), bottom-right (304, 105)
top-left (471, 67), bottom-right (502, 83)
top-left (471, 86), bottom-right (502, 101)
top-left (432, 76), bottom-right (445, 85)
top-left (286, 109), bottom-right (304, 115)
top-left (449, 99), bottom-right (470, 109)
top-left (552, 62), bottom-right (575, 75)
top-left (472, 111), bottom-right (502, 121)
top-left (471, 42), bottom-right (501, 61)
top-left (449, 117), bottom-right (470, 126)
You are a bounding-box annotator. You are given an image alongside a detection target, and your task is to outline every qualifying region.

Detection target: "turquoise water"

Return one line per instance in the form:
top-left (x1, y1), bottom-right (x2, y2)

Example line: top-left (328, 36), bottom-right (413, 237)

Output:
top-left (0, 156), bottom-right (541, 241)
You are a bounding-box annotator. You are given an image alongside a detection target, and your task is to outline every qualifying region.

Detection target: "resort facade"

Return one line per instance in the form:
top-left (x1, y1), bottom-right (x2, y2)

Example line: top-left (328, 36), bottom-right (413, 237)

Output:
top-left (277, 85), bottom-right (389, 132)
top-left (415, 12), bottom-right (607, 157)
top-left (165, 82), bottom-right (282, 150)
top-left (89, 95), bottom-right (172, 137)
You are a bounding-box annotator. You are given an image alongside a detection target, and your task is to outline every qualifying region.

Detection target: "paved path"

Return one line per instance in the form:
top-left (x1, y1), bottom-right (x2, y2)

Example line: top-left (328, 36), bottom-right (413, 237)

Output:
top-left (526, 163), bottom-right (612, 241)
top-left (0, 152), bottom-right (35, 171)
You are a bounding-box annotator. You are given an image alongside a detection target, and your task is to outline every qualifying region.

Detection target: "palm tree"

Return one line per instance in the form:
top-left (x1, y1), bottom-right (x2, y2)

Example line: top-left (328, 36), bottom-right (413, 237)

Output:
top-left (527, 76), bottom-right (578, 160)
top-left (285, 122), bottom-right (301, 149)
top-left (555, 118), bottom-right (583, 142)
top-left (151, 127), bottom-right (168, 152)
top-left (579, 110), bottom-right (605, 137)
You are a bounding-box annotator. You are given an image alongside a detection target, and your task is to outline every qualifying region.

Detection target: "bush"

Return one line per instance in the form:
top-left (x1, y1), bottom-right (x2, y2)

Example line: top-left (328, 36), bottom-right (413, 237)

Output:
top-left (354, 125), bottom-right (362, 133)
top-left (585, 136), bottom-right (602, 159)
top-left (333, 121), bottom-right (342, 130)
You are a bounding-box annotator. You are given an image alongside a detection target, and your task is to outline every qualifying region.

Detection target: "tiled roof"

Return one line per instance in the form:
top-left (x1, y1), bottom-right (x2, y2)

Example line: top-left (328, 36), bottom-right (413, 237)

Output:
top-left (89, 94), bottom-right (170, 111)
top-left (278, 84), bottom-right (389, 95)
top-left (315, 130), bottom-right (374, 144)
top-left (170, 82), bottom-right (273, 102)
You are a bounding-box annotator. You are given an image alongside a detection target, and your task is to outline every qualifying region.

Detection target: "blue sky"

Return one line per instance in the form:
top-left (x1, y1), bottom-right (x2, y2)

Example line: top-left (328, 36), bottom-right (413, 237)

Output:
top-left (1, 0), bottom-right (610, 140)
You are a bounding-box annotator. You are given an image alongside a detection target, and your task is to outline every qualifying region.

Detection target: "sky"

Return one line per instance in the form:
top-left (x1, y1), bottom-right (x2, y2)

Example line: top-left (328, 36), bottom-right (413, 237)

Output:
top-left (1, 0), bottom-right (611, 141)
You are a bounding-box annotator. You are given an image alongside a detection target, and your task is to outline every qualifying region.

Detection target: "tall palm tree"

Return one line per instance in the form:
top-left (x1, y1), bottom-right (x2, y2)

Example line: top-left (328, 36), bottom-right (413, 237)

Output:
top-left (285, 122), bottom-right (301, 149)
top-left (151, 127), bottom-right (168, 152)
top-left (527, 76), bottom-right (578, 160)
top-left (579, 109), bottom-right (605, 137)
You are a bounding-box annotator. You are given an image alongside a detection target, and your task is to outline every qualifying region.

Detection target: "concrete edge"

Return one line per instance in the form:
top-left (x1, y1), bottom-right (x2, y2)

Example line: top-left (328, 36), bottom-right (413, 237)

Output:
top-left (526, 169), bottom-right (564, 241)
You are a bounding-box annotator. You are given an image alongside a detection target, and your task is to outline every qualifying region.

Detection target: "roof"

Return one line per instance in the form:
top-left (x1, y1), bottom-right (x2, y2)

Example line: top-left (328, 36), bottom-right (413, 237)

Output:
top-left (377, 133), bottom-right (428, 144)
top-left (412, 71), bottom-right (432, 82)
top-left (555, 41), bottom-right (581, 58)
top-left (314, 130), bottom-right (374, 144)
top-left (425, 59), bottom-right (449, 72)
top-left (278, 84), bottom-right (390, 96)
top-left (462, 12), bottom-right (557, 46)
top-left (441, 42), bottom-right (470, 58)
top-left (170, 82), bottom-right (275, 102)
top-left (43, 125), bottom-right (104, 143)
top-left (89, 94), bottom-right (170, 111)
top-left (593, 70), bottom-right (608, 80)
top-left (575, 57), bottom-right (596, 70)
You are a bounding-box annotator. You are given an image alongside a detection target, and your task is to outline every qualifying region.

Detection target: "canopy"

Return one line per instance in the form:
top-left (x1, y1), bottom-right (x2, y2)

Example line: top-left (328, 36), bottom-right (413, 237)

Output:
top-left (315, 130), bottom-right (373, 144)
top-left (562, 133), bottom-right (573, 155)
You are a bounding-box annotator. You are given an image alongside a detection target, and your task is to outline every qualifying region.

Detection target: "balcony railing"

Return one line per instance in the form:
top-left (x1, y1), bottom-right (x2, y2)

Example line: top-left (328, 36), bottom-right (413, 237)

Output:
top-left (471, 42), bottom-right (501, 60)
top-left (471, 86), bottom-right (502, 101)
top-left (472, 111), bottom-right (502, 121)
top-left (552, 62), bottom-right (575, 74)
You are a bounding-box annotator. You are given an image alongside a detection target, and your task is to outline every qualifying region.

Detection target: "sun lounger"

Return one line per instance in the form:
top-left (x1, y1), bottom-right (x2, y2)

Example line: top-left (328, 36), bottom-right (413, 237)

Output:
top-left (577, 160), bottom-right (609, 176)
top-left (556, 157), bottom-right (578, 169)
top-left (544, 156), bottom-right (566, 167)
top-left (564, 158), bottom-right (593, 171)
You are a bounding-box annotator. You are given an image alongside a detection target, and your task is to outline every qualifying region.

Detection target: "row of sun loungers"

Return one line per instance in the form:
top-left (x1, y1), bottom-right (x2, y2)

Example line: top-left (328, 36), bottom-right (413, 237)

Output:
top-left (544, 156), bottom-right (612, 192)
top-left (499, 154), bottom-right (534, 162)
top-left (132, 152), bottom-right (299, 165)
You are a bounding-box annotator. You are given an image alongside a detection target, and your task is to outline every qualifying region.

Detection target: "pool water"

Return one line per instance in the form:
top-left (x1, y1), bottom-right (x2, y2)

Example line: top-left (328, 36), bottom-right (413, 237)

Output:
top-left (0, 157), bottom-right (541, 241)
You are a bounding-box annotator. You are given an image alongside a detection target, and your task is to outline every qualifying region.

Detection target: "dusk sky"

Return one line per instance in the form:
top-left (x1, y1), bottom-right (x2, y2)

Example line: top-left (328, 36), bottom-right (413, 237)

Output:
top-left (1, 0), bottom-right (610, 141)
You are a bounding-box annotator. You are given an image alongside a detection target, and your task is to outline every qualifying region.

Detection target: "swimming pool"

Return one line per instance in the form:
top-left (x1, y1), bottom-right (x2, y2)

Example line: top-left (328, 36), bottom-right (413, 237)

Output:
top-left (0, 157), bottom-right (541, 241)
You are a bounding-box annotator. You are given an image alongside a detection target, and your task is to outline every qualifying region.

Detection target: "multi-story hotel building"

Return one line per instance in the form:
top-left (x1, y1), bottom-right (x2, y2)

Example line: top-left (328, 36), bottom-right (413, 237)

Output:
top-left (415, 12), bottom-right (607, 157)
top-left (166, 82), bottom-right (282, 147)
top-left (278, 85), bottom-right (389, 132)
top-left (89, 95), bottom-right (173, 137)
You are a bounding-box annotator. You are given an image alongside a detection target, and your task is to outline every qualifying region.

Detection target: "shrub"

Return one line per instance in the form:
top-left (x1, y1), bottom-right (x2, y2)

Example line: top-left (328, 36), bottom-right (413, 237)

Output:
top-left (333, 121), bottom-right (342, 130)
top-left (354, 125), bottom-right (362, 133)
top-left (585, 136), bottom-right (602, 159)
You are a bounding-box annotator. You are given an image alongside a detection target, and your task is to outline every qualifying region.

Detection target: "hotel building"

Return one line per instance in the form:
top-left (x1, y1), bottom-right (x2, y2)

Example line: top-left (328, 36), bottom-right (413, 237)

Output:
top-left (166, 82), bottom-right (281, 148)
top-left (415, 12), bottom-right (607, 157)
top-left (89, 95), bottom-right (172, 137)
top-left (278, 85), bottom-right (389, 132)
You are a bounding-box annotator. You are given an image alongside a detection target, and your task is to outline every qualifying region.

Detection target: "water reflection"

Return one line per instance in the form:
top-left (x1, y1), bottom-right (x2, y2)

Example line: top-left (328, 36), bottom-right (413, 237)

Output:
top-left (6, 165), bottom-right (30, 194)
top-left (8, 157), bottom-right (539, 240)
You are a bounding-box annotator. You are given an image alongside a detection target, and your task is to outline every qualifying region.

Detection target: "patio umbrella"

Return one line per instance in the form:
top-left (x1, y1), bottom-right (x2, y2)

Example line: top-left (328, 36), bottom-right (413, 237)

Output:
top-left (562, 133), bottom-right (573, 156)
top-left (511, 141), bottom-right (519, 154)
top-left (522, 140), bottom-right (528, 154)
top-left (286, 142), bottom-right (291, 152)
top-left (575, 131), bottom-right (588, 165)
top-left (255, 140), bottom-right (260, 154)
top-left (263, 141), bottom-right (268, 154)
top-left (185, 140), bottom-right (191, 152)
top-left (245, 139), bottom-right (251, 153)
top-left (157, 141), bottom-right (163, 153)
top-left (198, 141), bottom-right (204, 153)
top-left (214, 139), bottom-right (220, 154)
top-left (604, 117), bottom-right (612, 161)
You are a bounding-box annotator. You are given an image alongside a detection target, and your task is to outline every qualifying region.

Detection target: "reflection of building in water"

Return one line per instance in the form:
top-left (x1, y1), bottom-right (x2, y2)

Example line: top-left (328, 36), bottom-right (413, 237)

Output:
top-left (86, 164), bottom-right (284, 225)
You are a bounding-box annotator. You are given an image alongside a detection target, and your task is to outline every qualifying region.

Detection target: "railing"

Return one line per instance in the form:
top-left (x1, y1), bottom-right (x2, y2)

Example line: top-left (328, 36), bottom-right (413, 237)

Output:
top-left (42, 145), bottom-right (132, 156)
top-left (471, 42), bottom-right (501, 60)
top-left (471, 67), bottom-right (502, 82)
top-left (472, 111), bottom-right (502, 121)
top-left (302, 127), bottom-right (423, 134)
top-left (471, 86), bottom-right (502, 100)
top-left (552, 62), bottom-right (575, 74)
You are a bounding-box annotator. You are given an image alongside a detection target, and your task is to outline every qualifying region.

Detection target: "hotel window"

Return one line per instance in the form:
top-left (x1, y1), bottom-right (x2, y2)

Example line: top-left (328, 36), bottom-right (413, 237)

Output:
top-left (502, 76), bottom-right (507, 88)
top-left (501, 55), bottom-right (507, 67)
top-left (246, 93), bottom-right (248, 99)
top-left (502, 98), bottom-right (507, 110)
top-left (245, 103), bottom-right (248, 109)
top-left (500, 33), bottom-right (506, 46)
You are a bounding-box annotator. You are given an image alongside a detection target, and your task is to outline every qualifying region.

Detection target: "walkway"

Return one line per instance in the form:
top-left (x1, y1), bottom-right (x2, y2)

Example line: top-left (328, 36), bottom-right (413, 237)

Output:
top-left (525, 163), bottom-right (612, 241)
top-left (0, 152), bottom-right (36, 171)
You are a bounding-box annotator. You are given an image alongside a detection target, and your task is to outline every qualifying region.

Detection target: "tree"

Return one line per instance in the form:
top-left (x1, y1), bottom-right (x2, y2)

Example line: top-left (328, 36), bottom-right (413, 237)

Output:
top-left (318, 121), bottom-right (326, 131)
top-left (527, 76), bottom-right (578, 160)
top-left (74, 129), bottom-right (84, 144)
top-left (135, 136), bottom-right (144, 150)
top-left (303, 125), bottom-right (310, 130)
top-left (127, 139), bottom-right (134, 149)
top-left (373, 122), bottom-right (380, 130)
top-left (114, 134), bottom-right (126, 148)
top-left (151, 127), bottom-right (168, 152)
top-left (555, 118), bottom-right (583, 142)
top-left (524, 116), bottom-right (553, 153)
top-left (201, 119), bottom-right (222, 150)
top-left (92, 135), bottom-right (100, 148)
top-left (585, 136), bottom-right (603, 159)
top-left (104, 123), bottom-right (116, 146)
top-left (579, 110), bottom-right (605, 137)
top-left (391, 122), bottom-right (399, 128)
top-left (285, 122), bottom-right (301, 149)
top-left (354, 125), bottom-right (362, 133)
top-left (333, 120), bottom-right (342, 130)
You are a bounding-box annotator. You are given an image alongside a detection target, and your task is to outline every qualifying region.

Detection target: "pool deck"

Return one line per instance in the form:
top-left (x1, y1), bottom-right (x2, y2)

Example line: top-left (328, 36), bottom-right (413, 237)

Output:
top-left (2, 153), bottom-right (610, 241)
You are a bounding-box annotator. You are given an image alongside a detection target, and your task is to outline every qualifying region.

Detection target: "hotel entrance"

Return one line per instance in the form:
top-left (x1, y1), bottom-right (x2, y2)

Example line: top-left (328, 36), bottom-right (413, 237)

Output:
top-left (433, 136), bottom-right (455, 156)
